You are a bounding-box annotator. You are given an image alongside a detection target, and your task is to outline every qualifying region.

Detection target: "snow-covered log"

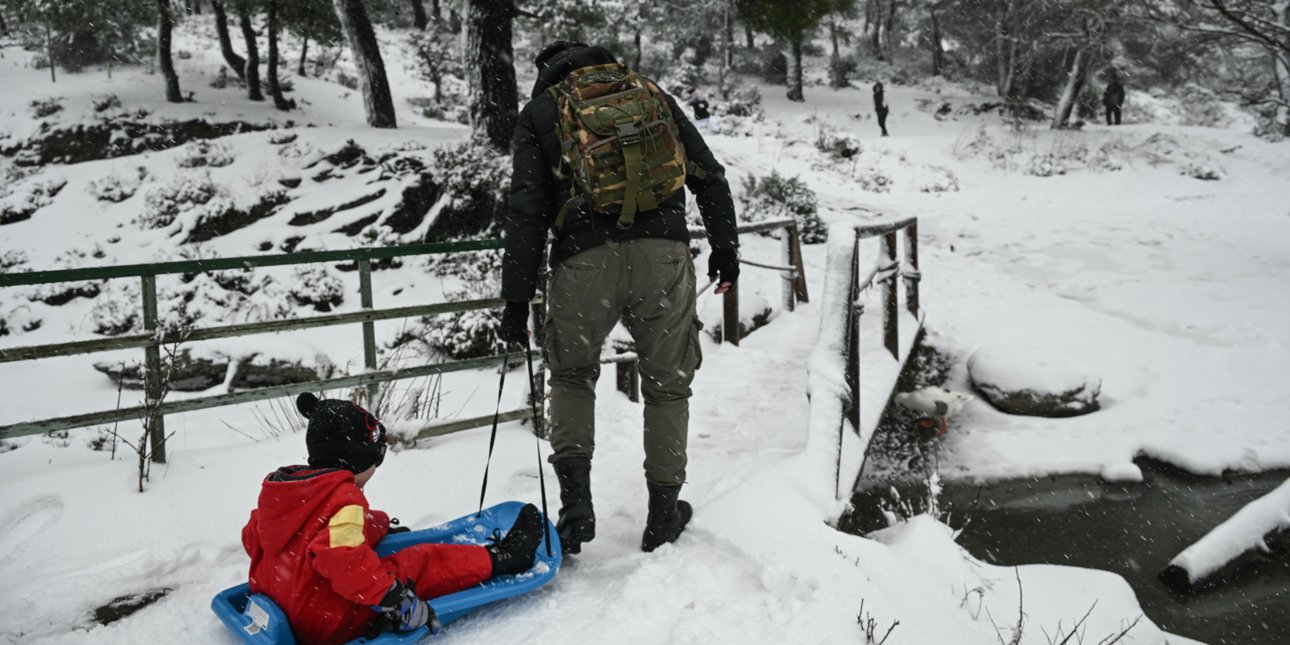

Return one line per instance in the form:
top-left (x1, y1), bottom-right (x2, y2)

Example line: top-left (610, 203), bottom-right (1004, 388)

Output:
top-left (1161, 477), bottom-right (1290, 589)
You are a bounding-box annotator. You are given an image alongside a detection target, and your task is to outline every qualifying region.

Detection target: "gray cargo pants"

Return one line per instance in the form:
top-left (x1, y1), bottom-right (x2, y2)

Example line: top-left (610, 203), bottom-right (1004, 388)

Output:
top-left (542, 238), bottom-right (703, 486)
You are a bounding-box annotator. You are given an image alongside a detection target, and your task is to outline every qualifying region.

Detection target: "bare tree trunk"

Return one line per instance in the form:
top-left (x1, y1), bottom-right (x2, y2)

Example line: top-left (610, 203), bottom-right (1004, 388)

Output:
top-left (1276, 2), bottom-right (1290, 135)
top-left (787, 36), bottom-right (804, 102)
top-left (632, 27), bottom-right (642, 70)
top-left (431, 0), bottom-right (440, 21)
top-left (410, 0), bottom-right (427, 29)
top-left (46, 21), bottom-right (55, 83)
top-left (930, 8), bottom-right (944, 76)
top-left (158, 0), bottom-right (184, 101)
top-left (829, 17), bottom-right (839, 57)
top-left (332, 0), bottom-right (398, 128)
top-left (467, 0), bottom-right (518, 151)
top-left (745, 24), bottom-right (754, 49)
top-left (1052, 46), bottom-right (1088, 128)
top-left (869, 0), bottom-right (884, 60)
top-left (298, 35), bottom-right (309, 76)
top-left (266, 0), bottom-right (292, 109)
top-left (724, 1), bottom-right (734, 69)
top-left (212, 1), bottom-right (246, 80)
top-left (239, 10), bottom-right (263, 101)
top-left (995, 0), bottom-right (1018, 97)
top-left (884, 0), bottom-right (897, 60)
top-left (1, 12), bottom-right (9, 35)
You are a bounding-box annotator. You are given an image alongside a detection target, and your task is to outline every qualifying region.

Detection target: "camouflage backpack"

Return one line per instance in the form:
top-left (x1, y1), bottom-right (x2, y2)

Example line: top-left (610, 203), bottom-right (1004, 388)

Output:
top-left (548, 63), bottom-right (689, 230)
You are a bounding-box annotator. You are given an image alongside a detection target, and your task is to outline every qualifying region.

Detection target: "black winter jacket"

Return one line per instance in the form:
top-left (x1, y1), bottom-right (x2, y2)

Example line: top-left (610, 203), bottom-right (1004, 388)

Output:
top-left (501, 46), bottom-right (740, 303)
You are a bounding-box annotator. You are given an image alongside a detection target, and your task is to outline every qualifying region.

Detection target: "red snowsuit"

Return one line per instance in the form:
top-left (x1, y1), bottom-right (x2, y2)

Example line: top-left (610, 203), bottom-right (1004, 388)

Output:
top-left (241, 466), bottom-right (493, 645)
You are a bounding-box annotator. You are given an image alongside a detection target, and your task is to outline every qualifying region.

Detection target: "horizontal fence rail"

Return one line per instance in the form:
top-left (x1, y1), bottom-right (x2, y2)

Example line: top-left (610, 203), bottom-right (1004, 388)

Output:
top-left (0, 239), bottom-right (516, 457)
top-left (1, 219), bottom-right (811, 456)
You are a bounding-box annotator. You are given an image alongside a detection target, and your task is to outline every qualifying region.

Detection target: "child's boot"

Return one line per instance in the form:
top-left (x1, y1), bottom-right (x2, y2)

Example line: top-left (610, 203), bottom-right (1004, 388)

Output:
top-left (486, 504), bottom-right (542, 576)
top-left (641, 482), bottom-right (692, 552)
top-left (552, 458), bottom-right (595, 554)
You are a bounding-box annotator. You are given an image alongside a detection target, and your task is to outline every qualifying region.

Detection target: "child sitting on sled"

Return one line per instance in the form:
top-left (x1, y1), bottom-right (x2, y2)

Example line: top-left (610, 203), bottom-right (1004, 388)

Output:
top-left (241, 393), bottom-right (543, 645)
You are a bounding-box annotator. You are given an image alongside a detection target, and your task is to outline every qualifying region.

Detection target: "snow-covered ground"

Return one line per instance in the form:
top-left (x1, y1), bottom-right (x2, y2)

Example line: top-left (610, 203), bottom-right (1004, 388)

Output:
top-left (3, 17), bottom-right (1288, 645)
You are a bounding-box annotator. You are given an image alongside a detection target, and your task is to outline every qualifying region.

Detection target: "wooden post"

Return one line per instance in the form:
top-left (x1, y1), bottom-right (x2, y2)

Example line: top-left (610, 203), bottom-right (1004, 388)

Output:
top-left (786, 224), bottom-right (810, 303)
top-left (780, 233), bottom-right (795, 313)
top-left (846, 232), bottom-right (862, 433)
top-left (904, 221), bottom-right (920, 318)
top-left (141, 276), bottom-right (166, 463)
top-left (616, 359), bottom-right (640, 403)
top-left (722, 282), bottom-right (741, 346)
top-left (881, 232), bottom-right (898, 359)
top-left (358, 259), bottom-right (379, 408)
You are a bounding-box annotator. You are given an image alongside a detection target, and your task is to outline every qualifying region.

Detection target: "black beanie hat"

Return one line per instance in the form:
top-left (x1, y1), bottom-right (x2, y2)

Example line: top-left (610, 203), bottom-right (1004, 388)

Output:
top-left (297, 393), bottom-right (387, 473)
top-left (534, 40), bottom-right (588, 70)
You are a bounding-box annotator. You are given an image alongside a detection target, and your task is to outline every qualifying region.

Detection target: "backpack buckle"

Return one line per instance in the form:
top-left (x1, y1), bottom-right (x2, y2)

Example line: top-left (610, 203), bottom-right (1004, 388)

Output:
top-left (615, 122), bottom-right (641, 145)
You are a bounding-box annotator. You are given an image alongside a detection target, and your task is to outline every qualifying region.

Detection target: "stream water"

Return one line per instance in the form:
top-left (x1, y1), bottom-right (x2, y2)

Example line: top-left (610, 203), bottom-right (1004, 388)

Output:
top-left (842, 460), bottom-right (1290, 644)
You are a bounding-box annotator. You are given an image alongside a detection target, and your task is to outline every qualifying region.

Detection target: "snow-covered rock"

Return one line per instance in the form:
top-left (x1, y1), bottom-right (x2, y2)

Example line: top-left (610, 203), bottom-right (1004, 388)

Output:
top-left (967, 345), bottom-right (1101, 417)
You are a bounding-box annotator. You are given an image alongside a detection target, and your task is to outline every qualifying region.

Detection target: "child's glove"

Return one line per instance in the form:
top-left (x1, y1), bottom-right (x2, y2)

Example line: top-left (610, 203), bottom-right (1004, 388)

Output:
top-left (387, 517), bottom-right (411, 534)
top-left (374, 578), bottom-right (440, 634)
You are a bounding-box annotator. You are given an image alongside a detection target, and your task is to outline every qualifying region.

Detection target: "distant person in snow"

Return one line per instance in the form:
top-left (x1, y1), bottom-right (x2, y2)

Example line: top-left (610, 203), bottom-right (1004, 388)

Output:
top-left (1103, 70), bottom-right (1125, 126)
top-left (688, 87), bottom-right (720, 133)
top-left (873, 81), bottom-right (890, 136)
top-left (240, 394), bottom-right (543, 644)
top-left (500, 41), bottom-right (740, 555)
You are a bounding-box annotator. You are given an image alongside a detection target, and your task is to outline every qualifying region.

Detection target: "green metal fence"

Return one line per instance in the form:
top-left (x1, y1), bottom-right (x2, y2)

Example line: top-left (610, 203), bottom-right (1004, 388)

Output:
top-left (0, 239), bottom-right (538, 461)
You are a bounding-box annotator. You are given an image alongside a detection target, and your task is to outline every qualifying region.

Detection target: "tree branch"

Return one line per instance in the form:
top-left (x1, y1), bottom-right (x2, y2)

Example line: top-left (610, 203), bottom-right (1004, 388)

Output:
top-left (1207, 0), bottom-right (1290, 53)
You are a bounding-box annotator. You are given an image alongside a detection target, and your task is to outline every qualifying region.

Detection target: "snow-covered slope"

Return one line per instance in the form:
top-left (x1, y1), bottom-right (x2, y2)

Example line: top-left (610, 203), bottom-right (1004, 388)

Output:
top-left (2, 16), bottom-right (1288, 645)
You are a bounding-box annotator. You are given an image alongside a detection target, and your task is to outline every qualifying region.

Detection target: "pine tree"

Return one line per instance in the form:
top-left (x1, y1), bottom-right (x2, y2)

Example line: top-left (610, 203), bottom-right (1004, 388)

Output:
top-left (157, 0), bottom-right (184, 102)
top-left (211, 1), bottom-right (247, 80)
top-left (739, 0), bottom-right (834, 101)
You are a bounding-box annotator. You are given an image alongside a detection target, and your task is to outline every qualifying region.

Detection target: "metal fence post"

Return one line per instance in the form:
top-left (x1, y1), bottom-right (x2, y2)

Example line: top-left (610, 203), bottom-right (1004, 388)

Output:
top-left (141, 275), bottom-right (166, 464)
top-left (904, 222), bottom-right (920, 318)
top-left (786, 223), bottom-right (810, 304)
top-left (881, 232), bottom-right (899, 359)
top-left (358, 259), bottom-right (379, 409)
top-left (779, 229), bottom-right (795, 313)
top-left (722, 282), bottom-right (741, 346)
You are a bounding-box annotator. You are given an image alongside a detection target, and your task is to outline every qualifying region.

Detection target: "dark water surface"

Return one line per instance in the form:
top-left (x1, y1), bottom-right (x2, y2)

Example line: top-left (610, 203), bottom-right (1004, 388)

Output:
top-left (842, 461), bottom-right (1290, 645)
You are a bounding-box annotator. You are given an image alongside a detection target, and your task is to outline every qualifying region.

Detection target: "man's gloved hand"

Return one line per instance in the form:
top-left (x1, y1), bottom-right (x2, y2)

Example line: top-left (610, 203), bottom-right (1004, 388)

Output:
top-left (499, 301), bottom-right (530, 345)
top-left (707, 248), bottom-right (740, 294)
top-left (374, 578), bottom-right (439, 633)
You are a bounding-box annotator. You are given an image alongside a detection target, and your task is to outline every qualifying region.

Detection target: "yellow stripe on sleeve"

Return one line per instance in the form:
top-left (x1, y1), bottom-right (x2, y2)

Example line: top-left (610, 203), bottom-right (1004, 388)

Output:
top-left (328, 505), bottom-right (366, 548)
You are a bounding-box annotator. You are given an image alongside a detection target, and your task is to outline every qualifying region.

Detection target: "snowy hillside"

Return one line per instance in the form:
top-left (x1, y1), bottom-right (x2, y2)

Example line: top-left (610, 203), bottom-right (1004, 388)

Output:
top-left (2, 11), bottom-right (1289, 645)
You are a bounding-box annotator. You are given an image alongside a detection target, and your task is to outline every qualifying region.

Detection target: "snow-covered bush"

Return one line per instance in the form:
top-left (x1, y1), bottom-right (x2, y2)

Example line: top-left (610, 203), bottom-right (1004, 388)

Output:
top-left (421, 286), bottom-right (503, 360)
top-left (176, 140), bottom-right (235, 168)
top-left (753, 46), bottom-right (787, 85)
top-left (739, 172), bottom-right (827, 243)
top-left (0, 304), bottom-right (41, 336)
top-left (288, 266), bottom-right (345, 312)
top-left (1, 177), bottom-right (67, 224)
top-left (1088, 141), bottom-right (1126, 172)
top-left (855, 167), bottom-right (894, 193)
top-left (1181, 160), bottom-right (1223, 181)
top-left (423, 141), bottom-right (511, 242)
top-left (918, 166), bottom-right (960, 193)
top-left (0, 250), bottom-right (28, 272)
top-left (26, 249), bottom-right (101, 305)
top-left (815, 127), bottom-right (862, 159)
top-left (713, 84), bottom-right (763, 119)
top-left (828, 54), bottom-right (857, 89)
top-left (92, 94), bottom-right (122, 113)
top-left (86, 167), bottom-right (149, 203)
top-left (30, 97), bottom-right (63, 118)
top-left (1026, 153), bottom-right (1067, 177)
top-left (426, 248), bottom-right (502, 281)
top-left (91, 281), bottom-right (141, 335)
top-left (140, 175), bottom-right (220, 229)
top-left (657, 61), bottom-right (706, 98)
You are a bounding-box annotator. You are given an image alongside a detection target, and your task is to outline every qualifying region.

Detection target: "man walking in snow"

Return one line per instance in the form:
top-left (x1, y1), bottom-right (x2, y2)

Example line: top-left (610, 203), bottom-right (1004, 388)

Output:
top-left (1103, 70), bottom-right (1125, 126)
top-left (499, 42), bottom-right (740, 554)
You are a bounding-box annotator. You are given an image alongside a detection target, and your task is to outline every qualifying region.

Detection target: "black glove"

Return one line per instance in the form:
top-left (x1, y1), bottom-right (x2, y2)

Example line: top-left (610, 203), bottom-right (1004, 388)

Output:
top-left (374, 578), bottom-right (438, 633)
top-left (387, 517), bottom-right (411, 534)
top-left (708, 248), bottom-right (740, 286)
top-left (499, 301), bottom-right (530, 345)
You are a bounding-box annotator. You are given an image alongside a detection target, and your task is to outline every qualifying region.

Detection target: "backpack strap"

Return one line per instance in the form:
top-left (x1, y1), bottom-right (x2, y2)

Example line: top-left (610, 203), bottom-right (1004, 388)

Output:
top-left (616, 122), bottom-right (643, 230)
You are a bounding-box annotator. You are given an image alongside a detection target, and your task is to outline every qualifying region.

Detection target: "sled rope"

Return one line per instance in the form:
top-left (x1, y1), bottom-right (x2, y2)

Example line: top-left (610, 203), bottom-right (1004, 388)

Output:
top-left (524, 340), bottom-right (554, 558)
top-left (477, 349), bottom-right (510, 516)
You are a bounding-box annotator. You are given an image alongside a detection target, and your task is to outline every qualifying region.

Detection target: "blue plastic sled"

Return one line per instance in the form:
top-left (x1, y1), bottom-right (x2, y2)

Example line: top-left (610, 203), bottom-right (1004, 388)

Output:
top-left (212, 501), bottom-right (561, 644)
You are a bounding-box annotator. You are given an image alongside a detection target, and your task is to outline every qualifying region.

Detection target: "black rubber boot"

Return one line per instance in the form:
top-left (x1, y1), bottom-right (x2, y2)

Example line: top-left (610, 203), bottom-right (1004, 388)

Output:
top-left (552, 458), bottom-right (596, 554)
top-left (486, 503), bottom-right (542, 576)
top-left (641, 483), bottom-right (693, 552)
